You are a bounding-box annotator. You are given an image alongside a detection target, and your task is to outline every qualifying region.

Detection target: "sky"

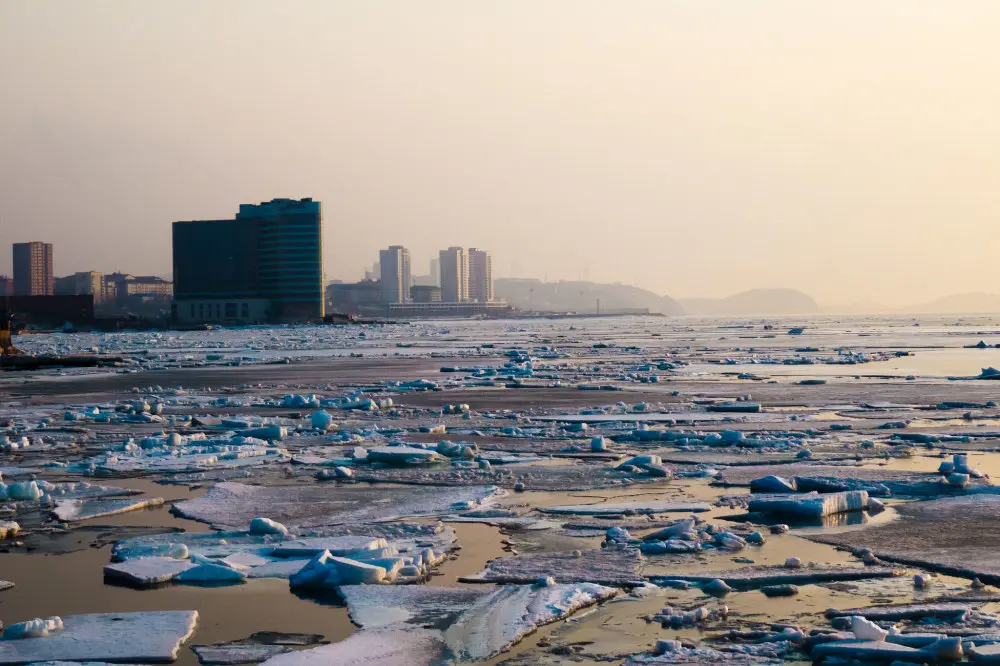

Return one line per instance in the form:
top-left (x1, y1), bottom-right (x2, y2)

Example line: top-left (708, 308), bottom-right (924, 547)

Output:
top-left (2, 1), bottom-right (1000, 307)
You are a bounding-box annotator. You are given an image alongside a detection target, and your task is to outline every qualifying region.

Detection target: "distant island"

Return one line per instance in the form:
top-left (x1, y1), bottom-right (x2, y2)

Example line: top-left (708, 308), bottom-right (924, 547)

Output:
top-left (678, 289), bottom-right (819, 316)
top-left (900, 293), bottom-right (1000, 315)
top-left (494, 279), bottom-right (684, 315)
top-left (493, 281), bottom-right (1000, 318)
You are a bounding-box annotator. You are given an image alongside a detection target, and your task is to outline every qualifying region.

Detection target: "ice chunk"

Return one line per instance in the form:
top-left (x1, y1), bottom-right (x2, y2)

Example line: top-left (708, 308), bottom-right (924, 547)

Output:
top-left (192, 633), bottom-right (324, 666)
top-left (111, 542), bottom-right (189, 562)
top-left (703, 579), bottom-right (732, 595)
top-left (442, 583), bottom-right (617, 661)
top-left (6, 481), bottom-right (43, 500)
top-left (0, 611), bottom-right (198, 663)
top-left (539, 500), bottom-right (710, 516)
top-left (750, 475), bottom-right (798, 493)
top-left (103, 557), bottom-right (196, 587)
top-left (259, 627), bottom-right (447, 666)
top-left (174, 482), bottom-right (504, 529)
top-left (288, 551), bottom-right (387, 588)
top-left (249, 517), bottom-right (289, 537)
top-left (310, 410), bottom-right (334, 431)
top-left (329, 556), bottom-right (386, 585)
top-left (643, 519), bottom-right (696, 541)
top-left (461, 548), bottom-right (643, 587)
top-left (3, 617), bottom-right (63, 640)
top-left (51, 497), bottom-right (164, 522)
top-left (366, 446), bottom-right (443, 465)
top-left (747, 491), bottom-right (869, 518)
top-left (335, 583), bottom-right (618, 663)
top-left (175, 563), bottom-right (247, 583)
top-left (0, 522), bottom-right (19, 539)
top-left (852, 615), bottom-right (888, 641)
top-left (239, 425), bottom-right (287, 440)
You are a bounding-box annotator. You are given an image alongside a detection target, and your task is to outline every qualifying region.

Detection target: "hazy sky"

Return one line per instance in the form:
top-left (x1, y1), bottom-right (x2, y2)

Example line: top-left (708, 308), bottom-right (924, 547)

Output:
top-left (2, 1), bottom-right (1000, 306)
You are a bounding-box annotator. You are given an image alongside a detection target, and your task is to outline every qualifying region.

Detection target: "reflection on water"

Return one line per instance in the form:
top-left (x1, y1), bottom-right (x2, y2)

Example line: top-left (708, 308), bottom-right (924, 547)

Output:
top-left (0, 537), bottom-right (354, 666)
top-left (431, 522), bottom-right (507, 586)
top-left (685, 348), bottom-right (1000, 379)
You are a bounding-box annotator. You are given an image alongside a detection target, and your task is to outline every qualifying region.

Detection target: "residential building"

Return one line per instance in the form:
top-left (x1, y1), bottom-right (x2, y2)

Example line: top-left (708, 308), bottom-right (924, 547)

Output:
top-left (55, 271), bottom-right (105, 305)
top-left (0, 276), bottom-right (12, 297)
top-left (12, 242), bottom-right (54, 296)
top-left (410, 285), bottom-right (441, 303)
top-left (439, 247), bottom-right (468, 303)
top-left (468, 248), bottom-right (494, 303)
top-left (379, 246), bottom-right (411, 304)
top-left (123, 275), bottom-right (173, 299)
top-left (173, 198), bottom-right (324, 324)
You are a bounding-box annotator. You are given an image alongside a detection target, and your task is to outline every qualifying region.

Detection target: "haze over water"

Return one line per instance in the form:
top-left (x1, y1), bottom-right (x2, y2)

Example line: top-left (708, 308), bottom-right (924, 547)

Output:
top-left (3, 2), bottom-right (1000, 307)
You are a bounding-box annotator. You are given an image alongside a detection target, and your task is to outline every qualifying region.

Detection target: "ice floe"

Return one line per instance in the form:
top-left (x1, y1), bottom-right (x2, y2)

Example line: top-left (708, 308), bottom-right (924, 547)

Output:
top-left (0, 611), bottom-right (198, 664)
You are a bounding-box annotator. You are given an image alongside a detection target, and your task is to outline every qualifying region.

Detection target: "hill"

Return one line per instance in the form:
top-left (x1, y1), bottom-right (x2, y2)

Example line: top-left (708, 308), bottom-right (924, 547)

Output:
top-left (494, 279), bottom-right (684, 315)
top-left (678, 289), bottom-right (819, 316)
top-left (901, 292), bottom-right (1000, 314)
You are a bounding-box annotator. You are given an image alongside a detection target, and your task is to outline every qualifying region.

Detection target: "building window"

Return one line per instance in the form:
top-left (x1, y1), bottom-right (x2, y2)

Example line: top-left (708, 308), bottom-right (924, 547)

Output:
top-left (225, 302), bottom-right (237, 318)
top-left (241, 302), bottom-right (250, 318)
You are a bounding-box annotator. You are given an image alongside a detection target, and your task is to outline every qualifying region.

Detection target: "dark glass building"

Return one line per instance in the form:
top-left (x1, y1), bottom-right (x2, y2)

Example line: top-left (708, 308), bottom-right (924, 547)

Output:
top-left (172, 199), bottom-right (323, 324)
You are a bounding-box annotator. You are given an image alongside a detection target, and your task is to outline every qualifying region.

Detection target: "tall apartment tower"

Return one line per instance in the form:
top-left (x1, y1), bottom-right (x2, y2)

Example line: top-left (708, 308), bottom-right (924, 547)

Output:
top-left (439, 247), bottom-right (469, 303)
top-left (468, 248), bottom-right (494, 303)
top-left (379, 246), bottom-right (411, 303)
top-left (13, 242), bottom-right (54, 296)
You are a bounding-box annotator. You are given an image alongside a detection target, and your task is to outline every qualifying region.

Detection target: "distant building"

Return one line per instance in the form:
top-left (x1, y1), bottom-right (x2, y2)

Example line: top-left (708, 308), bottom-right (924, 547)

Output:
top-left (379, 246), bottom-right (411, 304)
top-left (173, 198), bottom-right (324, 324)
top-left (412, 258), bottom-right (440, 288)
top-left (439, 247), bottom-right (469, 303)
top-left (387, 301), bottom-right (512, 318)
top-left (0, 275), bottom-right (12, 297)
top-left (124, 275), bottom-right (173, 299)
top-left (55, 271), bottom-right (105, 305)
top-left (410, 285), bottom-right (441, 303)
top-left (429, 258), bottom-right (440, 285)
top-left (327, 280), bottom-right (382, 314)
top-left (13, 242), bottom-right (54, 296)
top-left (468, 248), bottom-right (494, 303)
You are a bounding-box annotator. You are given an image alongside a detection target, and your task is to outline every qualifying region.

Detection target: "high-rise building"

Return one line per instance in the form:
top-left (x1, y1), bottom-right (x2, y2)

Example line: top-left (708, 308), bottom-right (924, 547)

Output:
top-left (12, 242), bottom-right (54, 296)
top-left (379, 246), bottom-right (411, 304)
top-left (55, 271), bottom-right (104, 304)
top-left (468, 248), bottom-right (494, 303)
top-left (439, 247), bottom-right (469, 303)
top-left (173, 198), bottom-right (323, 324)
top-left (429, 258), bottom-right (440, 285)
top-left (0, 276), bottom-right (12, 297)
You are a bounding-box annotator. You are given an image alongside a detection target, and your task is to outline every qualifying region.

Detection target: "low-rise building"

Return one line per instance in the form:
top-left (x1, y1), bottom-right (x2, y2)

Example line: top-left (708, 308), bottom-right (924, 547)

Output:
top-left (327, 280), bottom-right (382, 314)
top-left (410, 285), bottom-right (441, 303)
top-left (55, 271), bottom-right (105, 305)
